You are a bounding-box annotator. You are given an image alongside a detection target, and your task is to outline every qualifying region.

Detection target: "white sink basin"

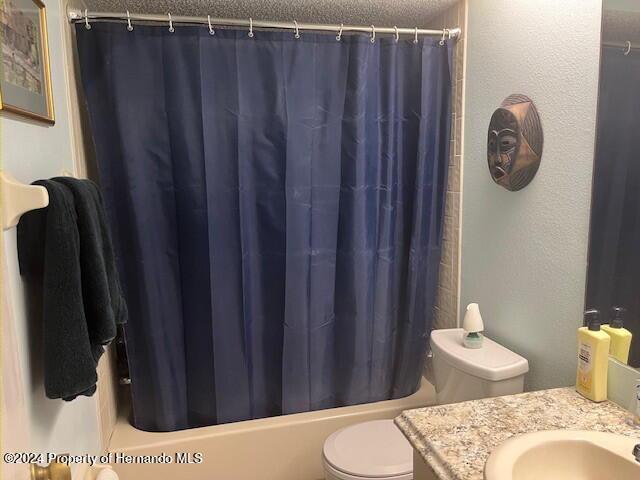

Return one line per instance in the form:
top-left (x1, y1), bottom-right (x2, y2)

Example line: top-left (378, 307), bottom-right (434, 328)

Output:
top-left (484, 430), bottom-right (640, 480)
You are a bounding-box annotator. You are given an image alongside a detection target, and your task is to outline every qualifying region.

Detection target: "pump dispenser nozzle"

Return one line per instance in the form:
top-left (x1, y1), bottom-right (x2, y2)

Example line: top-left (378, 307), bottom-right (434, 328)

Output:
top-left (611, 307), bottom-right (626, 329)
top-left (584, 309), bottom-right (600, 331)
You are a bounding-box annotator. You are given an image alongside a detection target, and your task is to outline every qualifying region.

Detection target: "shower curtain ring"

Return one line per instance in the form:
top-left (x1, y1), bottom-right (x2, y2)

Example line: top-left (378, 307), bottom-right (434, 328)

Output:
top-left (370, 25), bottom-right (376, 43)
top-left (394, 26), bottom-right (399, 43)
top-left (439, 28), bottom-right (447, 46)
top-left (294, 20), bottom-right (300, 39)
top-left (248, 17), bottom-right (254, 37)
top-left (168, 13), bottom-right (174, 33)
top-left (126, 10), bottom-right (133, 31)
top-left (207, 15), bottom-right (215, 35)
top-left (624, 40), bottom-right (632, 56)
top-left (413, 27), bottom-right (418, 44)
top-left (336, 23), bottom-right (343, 41)
top-left (84, 9), bottom-right (91, 30)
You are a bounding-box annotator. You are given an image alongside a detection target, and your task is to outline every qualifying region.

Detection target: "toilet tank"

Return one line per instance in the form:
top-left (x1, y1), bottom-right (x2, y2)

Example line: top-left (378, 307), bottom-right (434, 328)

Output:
top-left (430, 328), bottom-right (529, 405)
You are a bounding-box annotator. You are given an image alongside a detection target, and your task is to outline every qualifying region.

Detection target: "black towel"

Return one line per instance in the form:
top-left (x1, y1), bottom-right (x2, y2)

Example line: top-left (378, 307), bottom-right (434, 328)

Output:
top-left (53, 177), bottom-right (128, 341)
top-left (17, 178), bottom-right (127, 401)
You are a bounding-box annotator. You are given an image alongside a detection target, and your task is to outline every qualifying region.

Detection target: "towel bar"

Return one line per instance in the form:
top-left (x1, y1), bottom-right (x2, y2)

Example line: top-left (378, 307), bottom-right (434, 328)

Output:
top-left (1, 171), bottom-right (50, 230)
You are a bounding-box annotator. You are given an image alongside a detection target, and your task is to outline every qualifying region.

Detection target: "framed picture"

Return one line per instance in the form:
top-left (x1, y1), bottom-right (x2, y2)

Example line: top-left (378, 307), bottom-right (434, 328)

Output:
top-left (0, 0), bottom-right (54, 124)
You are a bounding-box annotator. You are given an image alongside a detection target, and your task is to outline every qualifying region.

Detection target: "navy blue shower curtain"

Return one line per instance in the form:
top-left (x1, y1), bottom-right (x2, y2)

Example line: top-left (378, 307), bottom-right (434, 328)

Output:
top-left (76, 23), bottom-right (452, 432)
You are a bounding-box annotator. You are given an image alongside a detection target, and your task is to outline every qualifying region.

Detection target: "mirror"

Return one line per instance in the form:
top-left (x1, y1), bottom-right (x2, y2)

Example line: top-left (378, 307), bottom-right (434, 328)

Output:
top-left (586, 0), bottom-right (640, 368)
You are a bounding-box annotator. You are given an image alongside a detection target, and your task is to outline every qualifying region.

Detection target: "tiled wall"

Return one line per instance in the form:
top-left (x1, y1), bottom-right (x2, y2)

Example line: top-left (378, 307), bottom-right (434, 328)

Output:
top-left (430, 0), bottom-right (466, 331)
top-left (96, 347), bottom-right (119, 450)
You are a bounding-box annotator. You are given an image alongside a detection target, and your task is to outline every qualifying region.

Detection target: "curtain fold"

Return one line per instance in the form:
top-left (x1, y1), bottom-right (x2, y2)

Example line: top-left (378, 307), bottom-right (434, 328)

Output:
top-left (76, 23), bottom-right (452, 432)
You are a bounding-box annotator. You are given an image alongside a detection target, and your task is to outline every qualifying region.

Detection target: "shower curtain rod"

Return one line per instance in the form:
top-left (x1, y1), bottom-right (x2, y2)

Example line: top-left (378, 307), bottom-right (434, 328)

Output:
top-left (603, 40), bottom-right (639, 53)
top-left (67, 8), bottom-right (461, 40)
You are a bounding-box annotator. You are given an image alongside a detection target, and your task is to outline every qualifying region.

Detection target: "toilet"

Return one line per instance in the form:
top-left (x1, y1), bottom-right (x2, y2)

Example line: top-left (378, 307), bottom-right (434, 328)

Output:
top-left (322, 328), bottom-right (529, 480)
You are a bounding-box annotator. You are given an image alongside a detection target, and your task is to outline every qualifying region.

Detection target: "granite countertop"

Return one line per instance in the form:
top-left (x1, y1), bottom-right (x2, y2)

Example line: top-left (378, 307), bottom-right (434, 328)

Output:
top-left (395, 387), bottom-right (640, 480)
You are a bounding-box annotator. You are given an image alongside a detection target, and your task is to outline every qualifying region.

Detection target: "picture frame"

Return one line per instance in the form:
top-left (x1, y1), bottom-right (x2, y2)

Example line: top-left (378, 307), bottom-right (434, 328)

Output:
top-left (0, 0), bottom-right (55, 124)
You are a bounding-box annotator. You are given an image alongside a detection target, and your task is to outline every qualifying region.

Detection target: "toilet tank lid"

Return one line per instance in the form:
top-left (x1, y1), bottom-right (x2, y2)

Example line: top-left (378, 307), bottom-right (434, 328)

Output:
top-left (430, 328), bottom-right (529, 381)
top-left (323, 420), bottom-right (413, 478)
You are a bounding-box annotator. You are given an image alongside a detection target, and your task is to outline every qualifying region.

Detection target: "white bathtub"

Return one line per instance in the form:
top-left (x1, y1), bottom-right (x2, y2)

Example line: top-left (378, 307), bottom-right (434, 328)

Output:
top-left (105, 378), bottom-right (434, 480)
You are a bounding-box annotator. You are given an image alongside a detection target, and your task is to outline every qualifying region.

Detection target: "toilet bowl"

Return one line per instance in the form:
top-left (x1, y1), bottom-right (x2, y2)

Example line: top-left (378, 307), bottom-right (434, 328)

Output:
top-left (322, 328), bottom-right (529, 480)
top-left (322, 420), bottom-right (412, 480)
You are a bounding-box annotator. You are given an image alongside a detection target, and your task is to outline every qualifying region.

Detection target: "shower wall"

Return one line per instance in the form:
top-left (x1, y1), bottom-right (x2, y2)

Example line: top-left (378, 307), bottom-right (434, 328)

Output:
top-left (429, 1), bottom-right (466, 330)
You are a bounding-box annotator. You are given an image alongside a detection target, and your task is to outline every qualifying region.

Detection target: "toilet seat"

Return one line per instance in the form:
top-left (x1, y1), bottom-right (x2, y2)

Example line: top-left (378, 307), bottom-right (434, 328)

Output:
top-left (323, 459), bottom-right (412, 480)
top-left (322, 420), bottom-right (413, 480)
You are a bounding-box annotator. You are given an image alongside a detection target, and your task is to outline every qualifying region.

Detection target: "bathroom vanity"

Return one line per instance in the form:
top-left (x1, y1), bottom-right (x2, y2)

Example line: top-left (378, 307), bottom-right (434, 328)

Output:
top-left (395, 388), bottom-right (640, 480)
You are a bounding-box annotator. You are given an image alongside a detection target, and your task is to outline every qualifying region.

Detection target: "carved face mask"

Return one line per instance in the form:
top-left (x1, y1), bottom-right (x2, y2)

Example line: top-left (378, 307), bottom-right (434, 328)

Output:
top-left (487, 94), bottom-right (543, 191)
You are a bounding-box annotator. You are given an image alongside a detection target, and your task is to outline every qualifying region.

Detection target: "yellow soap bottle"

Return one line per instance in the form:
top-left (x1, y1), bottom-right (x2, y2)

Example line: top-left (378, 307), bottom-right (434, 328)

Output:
top-left (601, 307), bottom-right (633, 364)
top-left (576, 309), bottom-right (610, 402)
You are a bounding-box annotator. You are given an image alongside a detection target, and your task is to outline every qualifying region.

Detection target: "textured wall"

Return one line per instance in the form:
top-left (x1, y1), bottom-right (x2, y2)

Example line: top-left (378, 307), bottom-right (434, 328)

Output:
top-left (83, 0), bottom-right (459, 27)
top-left (460, 0), bottom-right (602, 390)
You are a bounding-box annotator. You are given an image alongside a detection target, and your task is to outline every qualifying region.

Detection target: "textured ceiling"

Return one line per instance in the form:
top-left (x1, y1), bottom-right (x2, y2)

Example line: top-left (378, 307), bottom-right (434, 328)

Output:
top-left (81, 0), bottom-right (460, 27)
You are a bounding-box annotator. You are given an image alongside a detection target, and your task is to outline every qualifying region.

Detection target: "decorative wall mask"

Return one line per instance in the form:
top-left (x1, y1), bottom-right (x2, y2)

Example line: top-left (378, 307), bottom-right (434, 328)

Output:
top-left (487, 94), bottom-right (543, 191)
